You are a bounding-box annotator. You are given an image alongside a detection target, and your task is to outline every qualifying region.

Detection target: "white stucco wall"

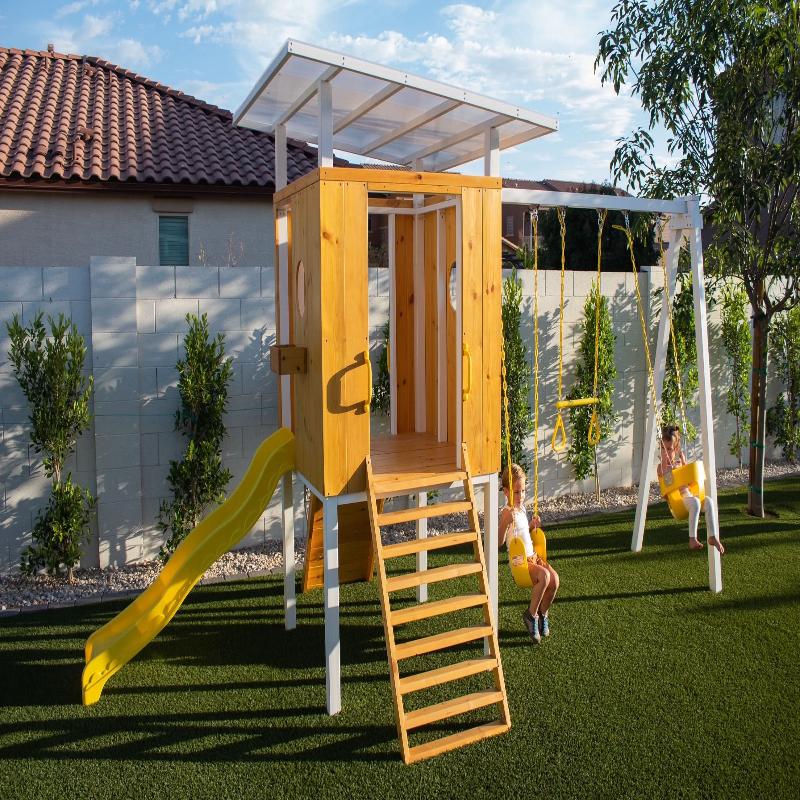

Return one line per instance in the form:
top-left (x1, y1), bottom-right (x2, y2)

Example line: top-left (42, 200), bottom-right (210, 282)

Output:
top-left (0, 191), bottom-right (274, 268)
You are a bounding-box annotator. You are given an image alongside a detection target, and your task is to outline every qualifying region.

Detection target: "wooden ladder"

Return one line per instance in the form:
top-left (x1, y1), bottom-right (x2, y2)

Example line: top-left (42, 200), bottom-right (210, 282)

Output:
top-left (366, 443), bottom-right (511, 764)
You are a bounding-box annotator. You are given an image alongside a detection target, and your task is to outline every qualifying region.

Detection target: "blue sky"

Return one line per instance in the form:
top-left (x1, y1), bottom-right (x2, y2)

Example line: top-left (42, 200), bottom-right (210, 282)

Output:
top-left (1, 1), bottom-right (668, 185)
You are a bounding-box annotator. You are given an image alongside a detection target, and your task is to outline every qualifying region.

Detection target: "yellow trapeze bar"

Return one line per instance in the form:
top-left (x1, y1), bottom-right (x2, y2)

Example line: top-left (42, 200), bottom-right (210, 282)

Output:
top-left (555, 397), bottom-right (599, 410)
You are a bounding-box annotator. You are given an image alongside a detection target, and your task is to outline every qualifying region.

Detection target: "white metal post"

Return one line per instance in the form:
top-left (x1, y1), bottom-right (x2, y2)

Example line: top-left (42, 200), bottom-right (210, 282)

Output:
top-left (318, 79), bottom-right (334, 168)
top-left (275, 123), bottom-right (287, 191)
top-left (631, 227), bottom-right (682, 551)
top-left (388, 214), bottom-right (398, 435)
top-left (282, 472), bottom-right (296, 630)
top-left (416, 492), bottom-right (428, 603)
top-left (322, 497), bottom-right (341, 714)
top-left (687, 198), bottom-right (723, 593)
top-left (484, 127), bottom-right (500, 177)
top-left (276, 208), bottom-right (291, 430)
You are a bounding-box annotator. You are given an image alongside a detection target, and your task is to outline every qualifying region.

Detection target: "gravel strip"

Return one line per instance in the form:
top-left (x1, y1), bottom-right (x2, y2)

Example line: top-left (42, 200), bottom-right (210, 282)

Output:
top-left (1, 461), bottom-right (797, 614)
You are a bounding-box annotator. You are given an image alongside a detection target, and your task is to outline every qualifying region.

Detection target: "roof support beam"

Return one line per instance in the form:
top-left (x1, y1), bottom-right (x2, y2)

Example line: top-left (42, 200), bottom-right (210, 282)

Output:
top-left (363, 98), bottom-right (461, 157)
top-left (318, 78), bottom-right (334, 167)
top-left (274, 123), bottom-right (287, 191)
top-left (403, 113), bottom-right (510, 168)
top-left (333, 83), bottom-right (403, 134)
top-left (501, 188), bottom-right (689, 215)
top-left (484, 126), bottom-right (500, 177)
top-left (270, 65), bottom-right (340, 133)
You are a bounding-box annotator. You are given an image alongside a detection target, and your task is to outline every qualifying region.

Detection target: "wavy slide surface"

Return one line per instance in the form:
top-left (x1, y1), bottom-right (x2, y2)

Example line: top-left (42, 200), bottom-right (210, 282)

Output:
top-left (82, 427), bottom-right (295, 705)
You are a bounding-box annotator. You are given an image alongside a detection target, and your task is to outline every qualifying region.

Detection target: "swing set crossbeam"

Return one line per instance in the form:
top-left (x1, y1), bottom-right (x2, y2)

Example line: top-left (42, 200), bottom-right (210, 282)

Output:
top-left (501, 189), bottom-right (690, 215)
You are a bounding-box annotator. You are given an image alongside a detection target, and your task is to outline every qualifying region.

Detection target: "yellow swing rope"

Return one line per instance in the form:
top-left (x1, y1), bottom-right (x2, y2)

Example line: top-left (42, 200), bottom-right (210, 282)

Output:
top-left (656, 216), bottom-right (691, 443)
top-left (588, 209), bottom-right (608, 447)
top-left (501, 209), bottom-right (541, 515)
top-left (551, 208), bottom-right (568, 452)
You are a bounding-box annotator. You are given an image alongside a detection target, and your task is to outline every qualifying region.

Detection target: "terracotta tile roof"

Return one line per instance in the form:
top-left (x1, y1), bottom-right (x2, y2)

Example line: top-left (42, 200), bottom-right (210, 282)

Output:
top-left (0, 47), bottom-right (338, 191)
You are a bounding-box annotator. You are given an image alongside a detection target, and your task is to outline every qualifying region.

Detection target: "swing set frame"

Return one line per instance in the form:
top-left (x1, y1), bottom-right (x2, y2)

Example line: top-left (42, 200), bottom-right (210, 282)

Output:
top-left (501, 188), bottom-right (723, 594)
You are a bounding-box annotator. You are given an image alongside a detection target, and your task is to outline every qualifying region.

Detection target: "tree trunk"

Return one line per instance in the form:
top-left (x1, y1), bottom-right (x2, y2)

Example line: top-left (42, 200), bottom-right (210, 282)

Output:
top-left (747, 314), bottom-right (770, 516)
top-left (594, 450), bottom-right (600, 502)
top-left (736, 413), bottom-right (742, 470)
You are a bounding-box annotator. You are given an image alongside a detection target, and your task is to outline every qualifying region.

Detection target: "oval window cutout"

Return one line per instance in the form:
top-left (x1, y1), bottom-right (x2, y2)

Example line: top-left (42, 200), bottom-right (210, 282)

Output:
top-left (296, 260), bottom-right (305, 318)
top-left (448, 261), bottom-right (458, 310)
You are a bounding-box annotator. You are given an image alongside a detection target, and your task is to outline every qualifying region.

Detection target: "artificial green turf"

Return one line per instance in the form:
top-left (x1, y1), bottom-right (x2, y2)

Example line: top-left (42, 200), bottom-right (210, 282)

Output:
top-left (1, 479), bottom-right (798, 800)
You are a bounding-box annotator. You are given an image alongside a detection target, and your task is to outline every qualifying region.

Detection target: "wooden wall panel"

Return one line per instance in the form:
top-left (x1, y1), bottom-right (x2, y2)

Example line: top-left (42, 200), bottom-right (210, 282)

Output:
top-left (445, 207), bottom-right (457, 445)
top-left (394, 214), bottom-right (416, 433)
top-left (320, 180), bottom-right (370, 495)
top-left (461, 187), bottom-right (484, 473)
top-left (423, 210), bottom-right (438, 438)
top-left (290, 182), bottom-right (324, 492)
top-left (481, 188), bottom-right (502, 475)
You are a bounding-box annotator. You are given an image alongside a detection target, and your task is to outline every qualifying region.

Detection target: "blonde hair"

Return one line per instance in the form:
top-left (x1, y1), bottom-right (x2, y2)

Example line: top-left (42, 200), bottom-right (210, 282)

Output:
top-left (501, 463), bottom-right (526, 491)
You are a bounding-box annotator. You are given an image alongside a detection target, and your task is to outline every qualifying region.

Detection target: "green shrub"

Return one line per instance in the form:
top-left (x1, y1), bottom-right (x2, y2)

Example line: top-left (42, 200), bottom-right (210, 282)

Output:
top-left (372, 319), bottom-right (390, 415)
top-left (566, 284), bottom-right (618, 495)
top-left (767, 306), bottom-right (800, 462)
top-left (7, 312), bottom-right (95, 582)
top-left (158, 314), bottom-right (233, 560)
top-left (501, 265), bottom-right (533, 472)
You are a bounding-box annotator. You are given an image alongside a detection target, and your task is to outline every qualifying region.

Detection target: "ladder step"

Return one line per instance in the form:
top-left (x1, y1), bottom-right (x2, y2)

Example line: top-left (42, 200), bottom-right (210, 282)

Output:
top-left (385, 561), bottom-right (482, 593)
top-left (383, 529), bottom-right (478, 559)
top-left (398, 656), bottom-right (497, 695)
top-left (373, 470), bottom-right (468, 498)
top-left (377, 500), bottom-right (471, 527)
top-left (405, 690), bottom-right (505, 730)
top-left (395, 624), bottom-right (492, 660)
top-left (405, 720), bottom-right (510, 764)
top-left (390, 593), bottom-right (487, 626)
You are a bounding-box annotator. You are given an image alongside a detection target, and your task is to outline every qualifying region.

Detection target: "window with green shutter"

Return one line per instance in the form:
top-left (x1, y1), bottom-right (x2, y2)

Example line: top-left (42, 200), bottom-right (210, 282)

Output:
top-left (159, 216), bottom-right (189, 265)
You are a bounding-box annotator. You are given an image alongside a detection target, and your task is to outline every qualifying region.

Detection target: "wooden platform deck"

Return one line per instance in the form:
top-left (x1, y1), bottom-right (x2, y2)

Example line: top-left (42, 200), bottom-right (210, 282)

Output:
top-left (370, 434), bottom-right (460, 496)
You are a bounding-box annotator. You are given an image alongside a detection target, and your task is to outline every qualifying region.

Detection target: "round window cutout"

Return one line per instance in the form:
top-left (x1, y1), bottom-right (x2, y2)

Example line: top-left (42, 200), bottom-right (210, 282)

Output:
top-left (296, 260), bottom-right (305, 318)
top-left (448, 262), bottom-right (458, 310)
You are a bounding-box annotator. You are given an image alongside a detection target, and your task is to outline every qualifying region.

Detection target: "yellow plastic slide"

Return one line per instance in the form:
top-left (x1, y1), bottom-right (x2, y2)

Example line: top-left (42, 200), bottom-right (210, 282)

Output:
top-left (82, 427), bottom-right (295, 706)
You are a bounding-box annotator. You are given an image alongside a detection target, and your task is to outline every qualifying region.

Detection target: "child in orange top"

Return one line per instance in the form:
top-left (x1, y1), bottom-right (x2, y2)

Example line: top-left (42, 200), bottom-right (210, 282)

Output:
top-left (499, 463), bottom-right (559, 644)
top-left (657, 425), bottom-right (724, 554)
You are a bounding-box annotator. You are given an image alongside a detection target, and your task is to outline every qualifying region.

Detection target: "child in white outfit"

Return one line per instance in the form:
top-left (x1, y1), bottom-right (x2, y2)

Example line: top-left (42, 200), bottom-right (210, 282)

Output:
top-left (499, 463), bottom-right (559, 644)
top-left (657, 425), bottom-right (724, 554)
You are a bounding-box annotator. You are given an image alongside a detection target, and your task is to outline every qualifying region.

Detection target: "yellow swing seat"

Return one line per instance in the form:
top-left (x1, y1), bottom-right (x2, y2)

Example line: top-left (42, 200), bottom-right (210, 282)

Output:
top-left (659, 461), bottom-right (706, 520)
top-left (508, 528), bottom-right (548, 589)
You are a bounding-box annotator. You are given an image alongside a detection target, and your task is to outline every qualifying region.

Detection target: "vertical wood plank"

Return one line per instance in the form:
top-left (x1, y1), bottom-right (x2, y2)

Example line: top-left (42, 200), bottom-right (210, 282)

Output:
top-left (461, 187), bottom-right (484, 468)
top-left (424, 210), bottom-right (439, 437)
top-left (395, 214), bottom-right (416, 433)
top-left (482, 187), bottom-right (502, 475)
top-left (445, 206), bottom-right (457, 444)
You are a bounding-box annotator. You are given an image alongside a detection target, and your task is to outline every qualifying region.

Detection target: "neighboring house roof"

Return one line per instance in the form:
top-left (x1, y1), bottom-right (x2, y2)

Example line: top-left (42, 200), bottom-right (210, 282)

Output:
top-left (0, 47), bottom-right (342, 193)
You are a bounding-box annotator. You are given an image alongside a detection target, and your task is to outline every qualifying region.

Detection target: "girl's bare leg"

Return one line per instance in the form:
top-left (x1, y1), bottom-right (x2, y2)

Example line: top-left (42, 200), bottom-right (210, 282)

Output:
top-left (539, 564), bottom-right (560, 615)
top-left (528, 564), bottom-right (550, 616)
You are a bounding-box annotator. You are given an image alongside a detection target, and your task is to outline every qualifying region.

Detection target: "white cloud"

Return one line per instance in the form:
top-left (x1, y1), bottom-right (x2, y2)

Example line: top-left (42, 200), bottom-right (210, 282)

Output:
top-left (56, 1), bottom-right (101, 18)
top-left (114, 39), bottom-right (164, 68)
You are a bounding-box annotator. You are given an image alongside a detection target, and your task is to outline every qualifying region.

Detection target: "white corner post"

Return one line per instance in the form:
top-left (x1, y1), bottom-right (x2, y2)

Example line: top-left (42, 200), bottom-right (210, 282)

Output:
top-left (416, 492), bottom-right (428, 603)
top-left (484, 127), bottom-right (500, 177)
top-left (484, 473), bottom-right (499, 629)
top-left (275, 123), bottom-right (287, 192)
top-left (282, 472), bottom-right (296, 630)
top-left (275, 124), bottom-right (291, 431)
top-left (687, 197), bottom-right (722, 593)
top-left (322, 497), bottom-right (341, 714)
top-left (318, 79), bottom-right (334, 167)
top-left (631, 223), bottom-right (682, 551)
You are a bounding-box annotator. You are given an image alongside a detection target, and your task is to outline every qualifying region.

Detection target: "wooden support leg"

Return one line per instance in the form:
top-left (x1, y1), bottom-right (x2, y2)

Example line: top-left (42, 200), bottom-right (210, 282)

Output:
top-left (416, 491), bottom-right (428, 603)
top-left (282, 472), bottom-right (295, 631)
top-left (323, 497), bottom-right (341, 714)
top-left (483, 475), bottom-right (499, 656)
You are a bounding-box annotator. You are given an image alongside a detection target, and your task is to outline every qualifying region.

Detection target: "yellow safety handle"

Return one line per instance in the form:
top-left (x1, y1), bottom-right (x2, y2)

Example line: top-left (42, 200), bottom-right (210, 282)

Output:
top-left (556, 397), bottom-right (599, 410)
top-left (551, 412), bottom-right (567, 453)
top-left (588, 407), bottom-right (601, 447)
top-left (462, 342), bottom-right (472, 401)
top-left (364, 349), bottom-right (372, 409)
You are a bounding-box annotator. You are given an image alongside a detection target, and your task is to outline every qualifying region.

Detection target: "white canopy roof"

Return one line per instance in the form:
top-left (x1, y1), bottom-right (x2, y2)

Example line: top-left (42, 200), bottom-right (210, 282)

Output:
top-left (234, 40), bottom-right (558, 174)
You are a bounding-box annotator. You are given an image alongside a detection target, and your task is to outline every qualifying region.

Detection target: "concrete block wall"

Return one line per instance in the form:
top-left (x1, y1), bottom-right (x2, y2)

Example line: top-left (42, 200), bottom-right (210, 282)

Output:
top-left (0, 259), bottom-right (785, 572)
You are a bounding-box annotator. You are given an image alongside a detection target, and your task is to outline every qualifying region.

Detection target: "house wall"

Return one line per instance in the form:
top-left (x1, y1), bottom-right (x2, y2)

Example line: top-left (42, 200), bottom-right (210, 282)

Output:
top-left (0, 191), bottom-right (274, 268)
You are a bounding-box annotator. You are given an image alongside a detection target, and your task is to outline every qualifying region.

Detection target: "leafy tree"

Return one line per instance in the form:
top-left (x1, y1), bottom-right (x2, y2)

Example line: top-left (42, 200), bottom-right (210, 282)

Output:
top-left (597, 0), bottom-right (800, 516)
top-left (565, 283), bottom-right (618, 499)
top-left (766, 306), bottom-right (800, 461)
top-left (7, 313), bottom-right (95, 582)
top-left (158, 314), bottom-right (233, 560)
top-left (501, 266), bottom-right (533, 472)
top-left (720, 282), bottom-right (752, 466)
